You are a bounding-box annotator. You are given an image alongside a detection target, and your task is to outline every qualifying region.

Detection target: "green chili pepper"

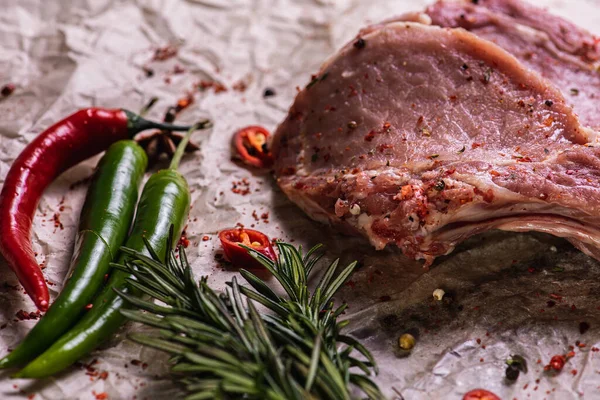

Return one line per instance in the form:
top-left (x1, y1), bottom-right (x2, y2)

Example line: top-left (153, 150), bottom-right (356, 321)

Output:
top-left (0, 140), bottom-right (147, 369)
top-left (13, 125), bottom-right (199, 379)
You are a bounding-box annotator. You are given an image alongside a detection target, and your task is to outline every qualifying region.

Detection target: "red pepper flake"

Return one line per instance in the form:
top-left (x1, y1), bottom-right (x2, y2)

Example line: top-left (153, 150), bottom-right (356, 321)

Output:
top-left (1, 83), bottom-right (15, 97)
top-left (571, 304), bottom-right (577, 311)
top-left (197, 80), bottom-right (228, 93)
top-left (84, 303), bottom-right (93, 310)
top-left (15, 310), bottom-right (41, 321)
top-left (476, 338), bottom-right (481, 344)
top-left (153, 45), bottom-right (178, 61)
top-left (364, 130), bottom-right (376, 142)
top-left (377, 143), bottom-right (393, 152)
top-left (178, 235), bottom-right (190, 248)
top-left (92, 391), bottom-right (108, 400)
top-left (571, 369), bottom-right (577, 376)
top-left (347, 85), bottom-right (358, 97)
top-left (99, 371), bottom-right (109, 380)
top-left (231, 179), bottom-right (251, 196)
top-left (473, 188), bottom-right (494, 203)
top-left (173, 64), bottom-right (185, 74)
top-left (232, 80), bottom-right (248, 92)
top-left (378, 295), bottom-right (391, 302)
top-left (175, 94), bottom-right (194, 112)
top-left (471, 142), bottom-right (483, 149)
top-left (549, 293), bottom-right (562, 301)
top-left (515, 156), bottom-right (533, 163)
top-left (52, 213), bottom-right (64, 231)
top-left (202, 235), bottom-right (210, 241)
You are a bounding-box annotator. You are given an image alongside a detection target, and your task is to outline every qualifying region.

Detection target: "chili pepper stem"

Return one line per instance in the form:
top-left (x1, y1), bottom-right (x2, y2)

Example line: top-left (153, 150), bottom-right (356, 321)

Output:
top-left (138, 97), bottom-right (159, 117)
top-left (123, 110), bottom-right (210, 135)
top-left (169, 124), bottom-right (199, 170)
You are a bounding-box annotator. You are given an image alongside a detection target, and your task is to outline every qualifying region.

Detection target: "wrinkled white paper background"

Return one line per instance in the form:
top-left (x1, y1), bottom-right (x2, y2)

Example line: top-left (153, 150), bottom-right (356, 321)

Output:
top-left (1, 0), bottom-right (600, 399)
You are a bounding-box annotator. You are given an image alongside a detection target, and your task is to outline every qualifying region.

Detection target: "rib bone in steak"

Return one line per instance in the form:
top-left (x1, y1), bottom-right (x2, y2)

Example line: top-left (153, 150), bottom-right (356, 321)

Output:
top-left (272, 21), bottom-right (600, 265)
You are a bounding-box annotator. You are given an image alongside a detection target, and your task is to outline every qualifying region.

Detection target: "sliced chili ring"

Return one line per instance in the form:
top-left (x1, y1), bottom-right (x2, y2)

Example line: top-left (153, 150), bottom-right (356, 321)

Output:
top-left (218, 228), bottom-right (276, 269)
top-left (232, 125), bottom-right (273, 168)
top-left (463, 389), bottom-right (501, 400)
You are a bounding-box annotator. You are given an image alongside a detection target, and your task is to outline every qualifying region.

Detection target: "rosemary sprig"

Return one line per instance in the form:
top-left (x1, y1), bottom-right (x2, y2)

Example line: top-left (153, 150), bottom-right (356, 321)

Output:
top-left (113, 237), bottom-right (384, 400)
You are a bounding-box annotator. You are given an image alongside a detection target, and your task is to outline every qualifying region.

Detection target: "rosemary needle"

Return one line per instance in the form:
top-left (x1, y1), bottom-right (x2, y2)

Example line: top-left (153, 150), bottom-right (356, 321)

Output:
top-left (114, 233), bottom-right (384, 400)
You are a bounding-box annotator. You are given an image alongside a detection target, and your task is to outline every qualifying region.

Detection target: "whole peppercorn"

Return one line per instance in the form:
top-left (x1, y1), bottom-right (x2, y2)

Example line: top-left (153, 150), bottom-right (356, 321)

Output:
top-left (505, 364), bottom-right (520, 381)
top-left (398, 333), bottom-right (416, 350)
top-left (263, 88), bottom-right (276, 98)
top-left (433, 288), bottom-right (445, 301)
top-left (434, 180), bottom-right (446, 191)
top-left (1, 83), bottom-right (15, 97)
top-left (353, 38), bottom-right (366, 49)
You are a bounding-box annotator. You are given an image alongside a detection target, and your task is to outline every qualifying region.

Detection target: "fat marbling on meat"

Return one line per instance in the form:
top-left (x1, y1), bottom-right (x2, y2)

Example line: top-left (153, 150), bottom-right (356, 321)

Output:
top-left (426, 0), bottom-right (600, 129)
top-left (272, 21), bottom-right (600, 265)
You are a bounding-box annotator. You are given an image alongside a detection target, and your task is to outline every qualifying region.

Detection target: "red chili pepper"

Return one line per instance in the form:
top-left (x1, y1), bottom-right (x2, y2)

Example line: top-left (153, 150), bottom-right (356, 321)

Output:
top-left (463, 389), bottom-right (501, 400)
top-left (218, 228), bottom-right (276, 269)
top-left (232, 126), bottom-right (273, 168)
top-left (0, 108), bottom-right (195, 311)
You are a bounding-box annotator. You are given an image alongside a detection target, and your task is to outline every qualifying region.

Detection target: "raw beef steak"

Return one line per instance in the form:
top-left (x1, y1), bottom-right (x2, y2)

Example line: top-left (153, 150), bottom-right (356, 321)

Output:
top-left (272, 21), bottom-right (600, 265)
top-left (425, 0), bottom-right (600, 129)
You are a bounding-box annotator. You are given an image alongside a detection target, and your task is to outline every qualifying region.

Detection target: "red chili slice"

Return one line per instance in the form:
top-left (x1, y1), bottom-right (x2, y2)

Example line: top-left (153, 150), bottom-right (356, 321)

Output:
top-left (232, 126), bottom-right (273, 168)
top-left (218, 228), bottom-right (276, 269)
top-left (463, 389), bottom-right (501, 400)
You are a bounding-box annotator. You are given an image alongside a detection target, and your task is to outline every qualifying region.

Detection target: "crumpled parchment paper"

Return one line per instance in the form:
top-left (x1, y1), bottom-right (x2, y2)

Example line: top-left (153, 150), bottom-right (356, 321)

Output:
top-left (1, 0), bottom-right (600, 399)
